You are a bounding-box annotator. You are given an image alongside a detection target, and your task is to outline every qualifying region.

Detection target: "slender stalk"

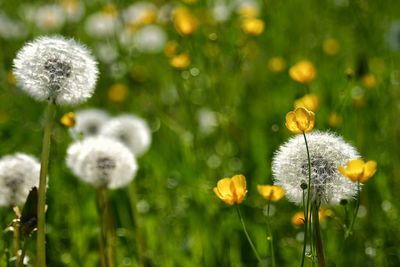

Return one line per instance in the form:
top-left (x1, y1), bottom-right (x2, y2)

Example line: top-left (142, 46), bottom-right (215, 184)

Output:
top-left (300, 131), bottom-right (312, 267)
top-left (128, 183), bottom-right (146, 267)
top-left (235, 206), bottom-right (263, 265)
top-left (12, 219), bottom-right (21, 267)
top-left (345, 182), bottom-right (361, 239)
top-left (36, 99), bottom-right (57, 267)
top-left (312, 202), bottom-right (325, 267)
top-left (266, 200), bottom-right (276, 267)
top-left (97, 187), bottom-right (115, 267)
top-left (17, 237), bottom-right (29, 267)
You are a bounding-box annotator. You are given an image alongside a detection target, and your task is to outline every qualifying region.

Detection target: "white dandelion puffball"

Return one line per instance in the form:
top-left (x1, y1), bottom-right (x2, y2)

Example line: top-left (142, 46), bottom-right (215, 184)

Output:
top-left (0, 153), bottom-right (41, 207)
top-left (272, 131), bottom-right (359, 205)
top-left (133, 25), bottom-right (167, 53)
top-left (66, 137), bottom-right (137, 189)
top-left (100, 115), bottom-right (151, 157)
top-left (13, 36), bottom-right (98, 105)
top-left (70, 108), bottom-right (110, 138)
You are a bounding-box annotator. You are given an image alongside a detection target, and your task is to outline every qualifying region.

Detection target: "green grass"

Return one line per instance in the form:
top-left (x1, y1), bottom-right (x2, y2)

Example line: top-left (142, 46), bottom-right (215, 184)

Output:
top-left (0, 0), bottom-right (400, 266)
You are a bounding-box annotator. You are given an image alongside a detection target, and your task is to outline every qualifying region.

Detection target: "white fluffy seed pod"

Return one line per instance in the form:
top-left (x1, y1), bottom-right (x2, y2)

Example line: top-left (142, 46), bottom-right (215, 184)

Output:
top-left (66, 137), bottom-right (137, 189)
top-left (272, 131), bottom-right (359, 205)
top-left (70, 108), bottom-right (110, 138)
top-left (0, 153), bottom-right (41, 207)
top-left (100, 114), bottom-right (151, 157)
top-left (13, 36), bottom-right (98, 105)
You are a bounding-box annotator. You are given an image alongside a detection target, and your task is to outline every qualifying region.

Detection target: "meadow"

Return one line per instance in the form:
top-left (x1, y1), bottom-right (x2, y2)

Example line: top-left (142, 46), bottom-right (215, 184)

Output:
top-left (0, 0), bottom-right (399, 266)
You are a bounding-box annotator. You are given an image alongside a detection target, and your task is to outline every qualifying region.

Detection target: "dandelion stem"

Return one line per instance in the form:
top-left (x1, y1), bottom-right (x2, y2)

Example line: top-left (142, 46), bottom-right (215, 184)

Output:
top-left (312, 202), bottom-right (325, 267)
top-left (301, 131), bottom-right (312, 267)
top-left (128, 183), bottom-right (147, 267)
top-left (266, 200), bottom-right (276, 267)
top-left (235, 206), bottom-right (263, 265)
top-left (37, 99), bottom-right (56, 267)
top-left (12, 218), bottom-right (21, 267)
top-left (97, 187), bottom-right (115, 267)
top-left (345, 182), bottom-right (360, 239)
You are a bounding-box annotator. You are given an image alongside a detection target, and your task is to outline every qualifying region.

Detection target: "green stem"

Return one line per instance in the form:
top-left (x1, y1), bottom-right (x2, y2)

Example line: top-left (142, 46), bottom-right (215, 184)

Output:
top-left (235, 206), bottom-right (263, 265)
top-left (97, 187), bottom-right (115, 267)
top-left (312, 202), bottom-right (325, 267)
top-left (36, 100), bottom-right (56, 267)
top-left (300, 131), bottom-right (312, 267)
top-left (128, 183), bottom-right (147, 267)
top-left (345, 182), bottom-right (360, 239)
top-left (17, 237), bottom-right (29, 267)
top-left (12, 219), bottom-right (20, 267)
top-left (266, 200), bottom-right (276, 267)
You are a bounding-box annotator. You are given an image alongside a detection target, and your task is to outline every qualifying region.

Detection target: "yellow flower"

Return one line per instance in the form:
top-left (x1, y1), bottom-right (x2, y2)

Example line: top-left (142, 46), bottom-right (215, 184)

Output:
top-left (268, 57), bottom-right (286, 72)
top-left (241, 18), bottom-right (264, 36)
top-left (285, 107), bottom-right (315, 134)
top-left (173, 8), bottom-right (198, 36)
top-left (291, 209), bottom-right (328, 227)
top-left (108, 84), bottom-right (129, 103)
top-left (170, 53), bottom-right (190, 69)
top-left (164, 41), bottom-right (179, 58)
top-left (60, 112), bottom-right (76, 128)
top-left (328, 112), bottom-right (342, 128)
top-left (323, 38), bottom-right (340, 55)
top-left (361, 73), bottom-right (377, 89)
top-left (238, 5), bottom-right (259, 18)
top-left (213, 175), bottom-right (247, 205)
top-left (102, 3), bottom-right (118, 17)
top-left (294, 94), bottom-right (319, 112)
top-left (289, 60), bottom-right (316, 84)
top-left (338, 159), bottom-right (377, 183)
top-left (257, 185), bottom-right (285, 202)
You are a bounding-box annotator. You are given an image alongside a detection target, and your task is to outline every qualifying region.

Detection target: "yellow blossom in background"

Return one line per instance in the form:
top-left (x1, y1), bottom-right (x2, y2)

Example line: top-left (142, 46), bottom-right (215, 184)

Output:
top-left (173, 8), bottom-right (198, 36)
top-left (291, 209), bottom-right (328, 226)
top-left (257, 185), bottom-right (285, 202)
top-left (60, 112), bottom-right (76, 128)
top-left (108, 83), bottom-right (129, 103)
top-left (338, 159), bottom-right (377, 183)
top-left (285, 107), bottom-right (315, 134)
top-left (238, 5), bottom-right (259, 18)
top-left (241, 18), bottom-right (264, 36)
top-left (213, 175), bottom-right (247, 205)
top-left (164, 41), bottom-right (179, 57)
top-left (102, 3), bottom-right (119, 17)
top-left (294, 94), bottom-right (319, 112)
top-left (328, 112), bottom-right (342, 128)
top-left (361, 73), bottom-right (377, 89)
top-left (170, 53), bottom-right (190, 69)
top-left (182, 0), bottom-right (198, 4)
top-left (268, 57), bottom-right (286, 72)
top-left (7, 71), bottom-right (16, 86)
top-left (61, 0), bottom-right (80, 14)
top-left (289, 60), bottom-right (316, 84)
top-left (323, 38), bottom-right (340, 55)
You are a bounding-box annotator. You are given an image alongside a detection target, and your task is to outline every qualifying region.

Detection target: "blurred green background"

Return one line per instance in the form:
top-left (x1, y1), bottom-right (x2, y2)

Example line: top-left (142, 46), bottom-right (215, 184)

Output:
top-left (0, 0), bottom-right (399, 266)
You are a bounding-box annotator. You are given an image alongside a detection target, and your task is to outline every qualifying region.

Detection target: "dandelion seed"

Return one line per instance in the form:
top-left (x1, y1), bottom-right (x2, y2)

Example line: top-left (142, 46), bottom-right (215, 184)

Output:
top-left (272, 131), bottom-right (359, 205)
top-left (100, 115), bottom-right (152, 157)
top-left (66, 137), bottom-right (137, 189)
top-left (13, 36), bottom-right (98, 105)
top-left (0, 153), bottom-right (41, 207)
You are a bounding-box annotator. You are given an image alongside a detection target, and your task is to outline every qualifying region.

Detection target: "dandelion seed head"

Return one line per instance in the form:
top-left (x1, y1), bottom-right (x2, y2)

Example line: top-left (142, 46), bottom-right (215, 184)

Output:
top-left (272, 131), bottom-right (359, 205)
top-left (66, 137), bottom-right (137, 189)
top-left (70, 108), bottom-right (110, 138)
top-left (13, 36), bottom-right (98, 105)
top-left (100, 115), bottom-right (151, 157)
top-left (0, 153), bottom-right (40, 207)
